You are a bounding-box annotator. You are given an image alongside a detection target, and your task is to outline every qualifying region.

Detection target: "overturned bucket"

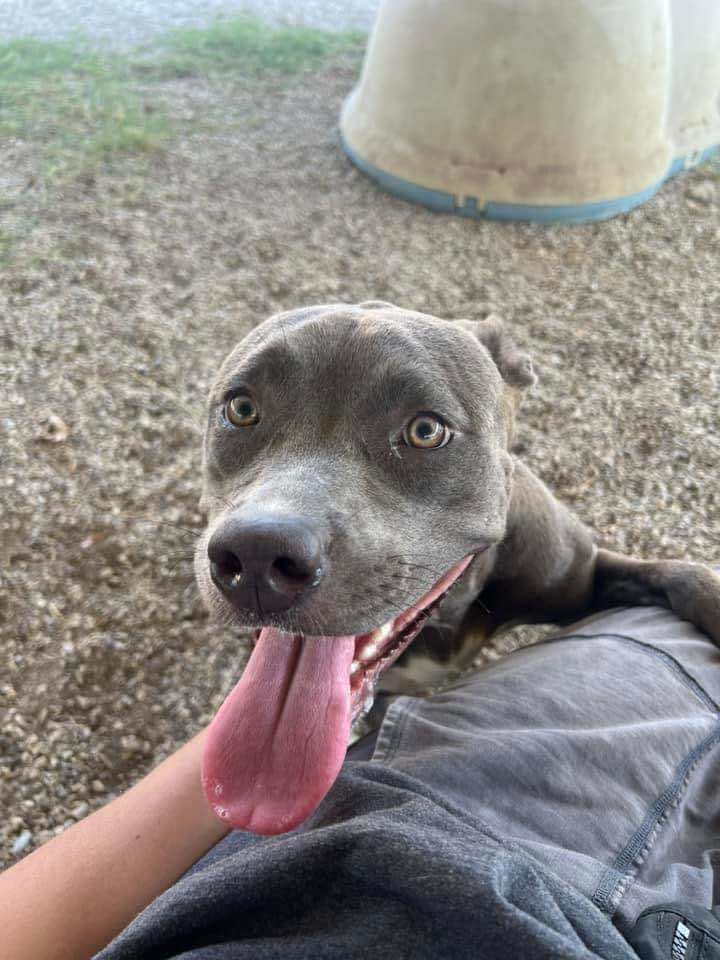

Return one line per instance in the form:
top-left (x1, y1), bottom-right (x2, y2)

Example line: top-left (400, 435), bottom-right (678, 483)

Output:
top-left (340, 0), bottom-right (720, 224)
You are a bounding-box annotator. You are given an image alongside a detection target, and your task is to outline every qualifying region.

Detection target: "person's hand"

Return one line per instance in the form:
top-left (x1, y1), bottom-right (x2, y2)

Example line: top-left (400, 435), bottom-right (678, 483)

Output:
top-left (0, 726), bottom-right (231, 960)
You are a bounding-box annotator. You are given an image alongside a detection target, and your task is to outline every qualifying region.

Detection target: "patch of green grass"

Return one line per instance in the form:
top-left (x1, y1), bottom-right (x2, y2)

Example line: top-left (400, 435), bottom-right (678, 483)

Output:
top-left (0, 36), bottom-right (89, 80)
top-left (142, 16), bottom-right (365, 79)
top-left (0, 18), bottom-right (367, 262)
top-left (0, 19), bottom-right (364, 176)
top-left (0, 37), bottom-right (170, 172)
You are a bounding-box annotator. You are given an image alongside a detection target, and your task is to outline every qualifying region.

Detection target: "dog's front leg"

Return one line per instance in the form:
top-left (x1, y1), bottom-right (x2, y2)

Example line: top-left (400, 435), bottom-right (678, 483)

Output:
top-left (593, 549), bottom-right (720, 644)
top-left (470, 461), bottom-right (720, 647)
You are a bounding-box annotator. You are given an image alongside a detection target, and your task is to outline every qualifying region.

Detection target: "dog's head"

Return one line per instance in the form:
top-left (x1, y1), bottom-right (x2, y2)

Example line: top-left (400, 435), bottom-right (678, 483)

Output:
top-left (195, 302), bottom-right (535, 834)
top-left (196, 301), bottom-right (534, 635)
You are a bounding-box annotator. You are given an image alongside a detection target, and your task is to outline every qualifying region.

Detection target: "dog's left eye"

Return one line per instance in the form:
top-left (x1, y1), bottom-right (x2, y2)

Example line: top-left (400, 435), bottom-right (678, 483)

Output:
top-left (225, 394), bottom-right (260, 427)
top-left (403, 413), bottom-right (450, 450)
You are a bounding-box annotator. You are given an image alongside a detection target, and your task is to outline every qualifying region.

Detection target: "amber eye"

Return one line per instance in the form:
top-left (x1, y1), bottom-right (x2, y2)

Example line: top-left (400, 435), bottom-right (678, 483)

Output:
top-left (403, 413), bottom-right (450, 450)
top-left (225, 394), bottom-right (259, 427)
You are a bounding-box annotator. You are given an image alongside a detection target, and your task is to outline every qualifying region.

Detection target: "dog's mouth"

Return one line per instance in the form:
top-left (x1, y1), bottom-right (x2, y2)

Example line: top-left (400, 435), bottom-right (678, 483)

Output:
top-left (201, 554), bottom-right (474, 836)
top-left (347, 555), bottom-right (474, 718)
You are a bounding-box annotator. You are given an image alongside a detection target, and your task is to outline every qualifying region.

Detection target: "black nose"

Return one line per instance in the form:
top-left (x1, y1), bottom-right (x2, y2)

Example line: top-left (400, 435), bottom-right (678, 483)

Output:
top-left (207, 515), bottom-right (325, 617)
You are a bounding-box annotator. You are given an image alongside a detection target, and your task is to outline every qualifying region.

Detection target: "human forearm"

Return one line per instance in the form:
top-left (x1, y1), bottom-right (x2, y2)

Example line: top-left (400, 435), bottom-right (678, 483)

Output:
top-left (0, 727), bottom-right (230, 960)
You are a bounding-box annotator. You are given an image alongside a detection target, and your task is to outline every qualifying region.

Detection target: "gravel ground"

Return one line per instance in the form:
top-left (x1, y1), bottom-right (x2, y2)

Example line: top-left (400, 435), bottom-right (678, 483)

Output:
top-left (1, 0), bottom-right (379, 46)
top-left (1, 57), bottom-right (719, 866)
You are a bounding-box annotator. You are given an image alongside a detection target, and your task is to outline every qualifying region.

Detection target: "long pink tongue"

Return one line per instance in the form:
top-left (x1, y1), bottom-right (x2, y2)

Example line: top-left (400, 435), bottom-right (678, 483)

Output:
top-left (202, 628), bottom-right (355, 835)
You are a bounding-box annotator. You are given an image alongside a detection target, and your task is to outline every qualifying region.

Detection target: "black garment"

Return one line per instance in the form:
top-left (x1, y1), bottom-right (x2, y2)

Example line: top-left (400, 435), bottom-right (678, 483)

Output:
top-left (96, 603), bottom-right (720, 959)
top-left (627, 902), bottom-right (720, 959)
top-left (96, 763), bottom-right (638, 959)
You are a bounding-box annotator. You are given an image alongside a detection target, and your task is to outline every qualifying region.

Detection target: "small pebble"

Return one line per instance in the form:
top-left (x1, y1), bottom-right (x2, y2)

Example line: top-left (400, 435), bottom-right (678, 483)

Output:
top-left (11, 831), bottom-right (32, 856)
top-left (687, 181), bottom-right (716, 205)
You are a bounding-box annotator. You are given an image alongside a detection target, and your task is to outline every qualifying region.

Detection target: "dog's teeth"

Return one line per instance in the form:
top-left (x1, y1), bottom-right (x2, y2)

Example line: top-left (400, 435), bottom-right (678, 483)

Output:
top-left (371, 621), bottom-right (394, 643)
top-left (357, 623), bottom-right (394, 663)
top-left (357, 641), bottom-right (379, 662)
top-left (350, 661), bottom-right (361, 676)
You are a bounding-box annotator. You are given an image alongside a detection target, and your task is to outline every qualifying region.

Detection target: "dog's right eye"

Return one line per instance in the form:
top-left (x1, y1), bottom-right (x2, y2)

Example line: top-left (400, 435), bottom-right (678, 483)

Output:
top-left (403, 412), bottom-right (450, 450)
top-left (225, 394), bottom-right (260, 428)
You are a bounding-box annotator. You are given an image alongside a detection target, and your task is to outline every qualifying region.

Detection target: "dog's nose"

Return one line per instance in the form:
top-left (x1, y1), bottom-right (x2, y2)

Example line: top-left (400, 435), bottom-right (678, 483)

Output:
top-left (207, 515), bottom-right (324, 616)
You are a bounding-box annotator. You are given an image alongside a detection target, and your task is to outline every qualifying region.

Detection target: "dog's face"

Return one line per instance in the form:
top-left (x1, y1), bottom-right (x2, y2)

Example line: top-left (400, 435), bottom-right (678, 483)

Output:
top-left (195, 302), bottom-right (533, 640)
top-left (196, 302), bottom-right (536, 836)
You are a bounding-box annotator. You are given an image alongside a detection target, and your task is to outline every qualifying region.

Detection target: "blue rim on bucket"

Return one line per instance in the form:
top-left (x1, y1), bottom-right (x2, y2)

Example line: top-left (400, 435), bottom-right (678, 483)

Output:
top-left (341, 135), bottom-right (719, 226)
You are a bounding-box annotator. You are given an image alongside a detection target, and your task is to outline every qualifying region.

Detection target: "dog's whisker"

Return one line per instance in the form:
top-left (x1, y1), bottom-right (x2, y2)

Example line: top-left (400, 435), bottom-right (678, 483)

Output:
top-left (387, 553), bottom-right (447, 568)
top-left (120, 513), bottom-right (202, 538)
top-left (389, 560), bottom-right (447, 578)
top-left (163, 573), bottom-right (197, 585)
top-left (163, 557), bottom-right (196, 573)
top-left (387, 551), bottom-right (451, 561)
top-left (364, 585), bottom-right (425, 617)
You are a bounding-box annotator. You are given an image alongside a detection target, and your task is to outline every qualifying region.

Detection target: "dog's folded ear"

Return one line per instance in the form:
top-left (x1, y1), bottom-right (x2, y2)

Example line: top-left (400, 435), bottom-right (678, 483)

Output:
top-left (455, 315), bottom-right (536, 389)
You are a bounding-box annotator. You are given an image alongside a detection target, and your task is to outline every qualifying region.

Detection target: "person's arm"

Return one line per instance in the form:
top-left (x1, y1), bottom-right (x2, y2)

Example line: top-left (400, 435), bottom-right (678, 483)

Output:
top-left (0, 727), bottom-right (230, 960)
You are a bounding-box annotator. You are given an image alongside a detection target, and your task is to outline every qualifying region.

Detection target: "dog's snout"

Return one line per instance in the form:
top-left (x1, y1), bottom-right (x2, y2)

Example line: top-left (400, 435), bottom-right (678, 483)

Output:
top-left (207, 515), bottom-right (324, 616)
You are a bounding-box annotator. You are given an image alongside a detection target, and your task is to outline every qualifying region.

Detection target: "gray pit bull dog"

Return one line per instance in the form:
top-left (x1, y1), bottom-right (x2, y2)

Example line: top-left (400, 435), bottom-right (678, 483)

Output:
top-left (194, 301), bottom-right (720, 836)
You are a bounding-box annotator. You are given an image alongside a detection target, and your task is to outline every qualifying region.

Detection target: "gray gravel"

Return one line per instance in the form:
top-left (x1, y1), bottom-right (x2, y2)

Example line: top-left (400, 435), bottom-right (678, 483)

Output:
top-left (1, 57), bottom-right (718, 868)
top-left (1, 0), bottom-right (379, 47)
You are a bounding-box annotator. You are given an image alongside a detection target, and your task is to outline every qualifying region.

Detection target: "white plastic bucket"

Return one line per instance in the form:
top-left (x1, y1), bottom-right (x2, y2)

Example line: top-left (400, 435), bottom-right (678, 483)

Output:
top-left (340, 0), bottom-right (720, 223)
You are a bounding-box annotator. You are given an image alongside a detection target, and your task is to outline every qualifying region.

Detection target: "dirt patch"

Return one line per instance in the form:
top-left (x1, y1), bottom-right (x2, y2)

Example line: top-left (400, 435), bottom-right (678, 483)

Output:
top-left (1, 61), bottom-right (719, 864)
